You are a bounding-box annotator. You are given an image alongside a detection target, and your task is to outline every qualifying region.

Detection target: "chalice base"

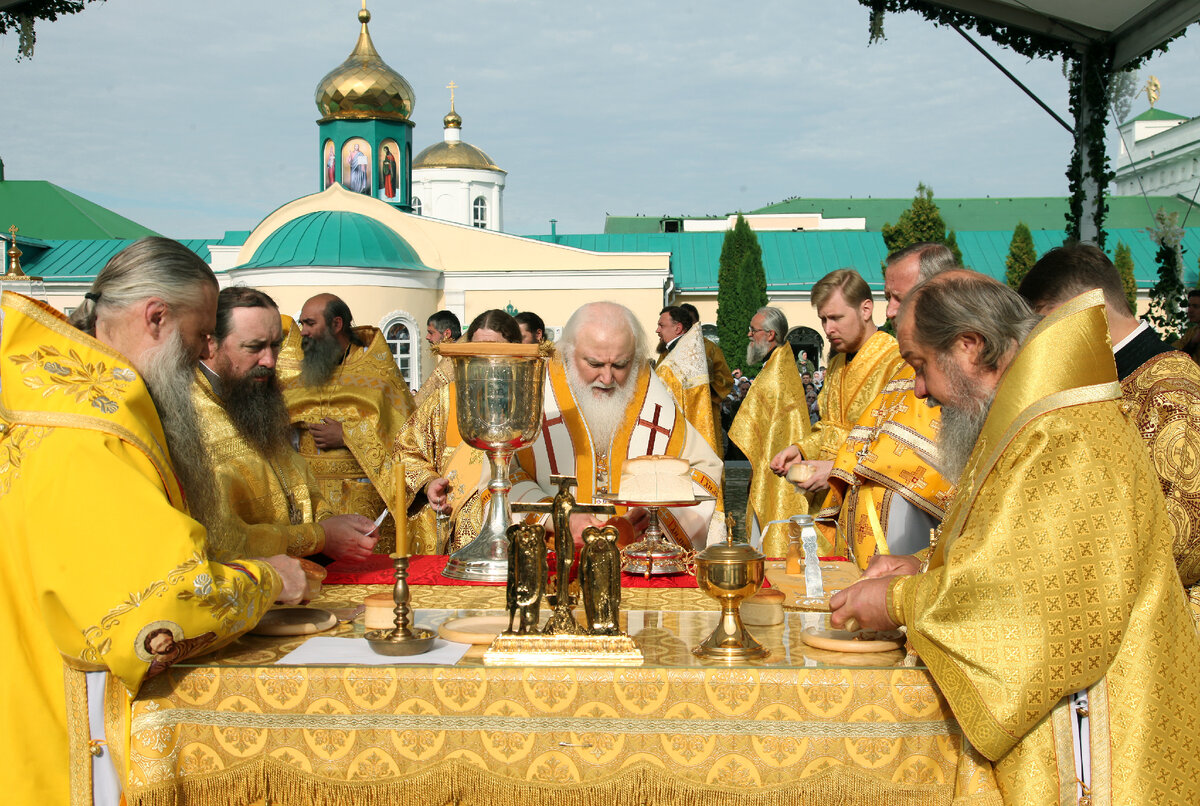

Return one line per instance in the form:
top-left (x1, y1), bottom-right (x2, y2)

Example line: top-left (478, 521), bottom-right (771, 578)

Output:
top-left (364, 627), bottom-right (437, 656)
top-left (442, 527), bottom-right (509, 582)
top-left (484, 632), bottom-right (644, 666)
top-left (693, 610), bottom-right (769, 661)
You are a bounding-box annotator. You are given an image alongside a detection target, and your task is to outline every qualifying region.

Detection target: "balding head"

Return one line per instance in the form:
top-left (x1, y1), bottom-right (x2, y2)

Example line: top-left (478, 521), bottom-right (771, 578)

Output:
top-left (883, 242), bottom-right (958, 320)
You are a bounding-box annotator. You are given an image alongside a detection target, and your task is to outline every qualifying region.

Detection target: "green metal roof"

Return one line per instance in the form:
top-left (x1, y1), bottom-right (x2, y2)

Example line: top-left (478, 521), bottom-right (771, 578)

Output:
top-left (604, 195), bottom-right (1200, 234)
top-left (238, 211), bottom-right (431, 270)
top-left (0, 180), bottom-right (159, 240)
top-left (526, 228), bottom-right (1200, 292)
top-left (22, 239), bottom-right (214, 281)
top-left (1124, 107), bottom-right (1190, 124)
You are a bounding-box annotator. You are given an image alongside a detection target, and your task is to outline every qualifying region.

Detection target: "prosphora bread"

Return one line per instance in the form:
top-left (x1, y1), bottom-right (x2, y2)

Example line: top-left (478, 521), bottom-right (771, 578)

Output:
top-left (786, 463), bottom-right (814, 484)
top-left (618, 455), bottom-right (694, 503)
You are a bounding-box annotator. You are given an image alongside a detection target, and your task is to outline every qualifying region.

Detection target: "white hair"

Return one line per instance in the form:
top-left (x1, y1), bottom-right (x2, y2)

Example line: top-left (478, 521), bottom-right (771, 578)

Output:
top-left (558, 301), bottom-right (648, 365)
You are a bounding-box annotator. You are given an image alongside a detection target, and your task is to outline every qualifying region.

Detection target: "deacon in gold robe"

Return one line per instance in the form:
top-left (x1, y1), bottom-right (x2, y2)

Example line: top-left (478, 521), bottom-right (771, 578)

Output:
top-left (729, 306), bottom-right (811, 554)
top-left (393, 309), bottom-right (533, 553)
top-left (514, 302), bottom-right (723, 549)
top-left (771, 268), bottom-right (905, 494)
top-left (1019, 243), bottom-right (1200, 627)
top-left (195, 287), bottom-right (378, 563)
top-left (818, 244), bottom-right (958, 567)
top-left (833, 275), bottom-right (1200, 805)
top-left (0, 240), bottom-right (303, 806)
top-left (278, 293), bottom-right (415, 553)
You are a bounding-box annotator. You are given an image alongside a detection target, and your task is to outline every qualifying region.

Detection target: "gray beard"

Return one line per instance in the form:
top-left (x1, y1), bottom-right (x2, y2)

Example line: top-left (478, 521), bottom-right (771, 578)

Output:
top-left (565, 358), bottom-right (637, 455)
top-left (746, 339), bottom-right (772, 366)
top-left (300, 330), bottom-right (342, 387)
top-left (224, 368), bottom-right (292, 458)
top-left (929, 354), bottom-right (994, 483)
top-left (140, 328), bottom-right (220, 534)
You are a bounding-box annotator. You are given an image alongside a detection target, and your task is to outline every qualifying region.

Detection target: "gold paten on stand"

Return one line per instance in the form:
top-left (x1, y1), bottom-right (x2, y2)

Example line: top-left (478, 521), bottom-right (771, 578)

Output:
top-left (485, 476), bottom-right (644, 665)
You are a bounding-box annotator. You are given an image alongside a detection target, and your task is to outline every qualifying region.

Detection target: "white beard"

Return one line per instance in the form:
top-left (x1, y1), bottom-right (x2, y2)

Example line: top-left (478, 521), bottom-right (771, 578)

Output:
top-left (565, 360), bottom-right (637, 454)
top-left (929, 353), bottom-right (994, 483)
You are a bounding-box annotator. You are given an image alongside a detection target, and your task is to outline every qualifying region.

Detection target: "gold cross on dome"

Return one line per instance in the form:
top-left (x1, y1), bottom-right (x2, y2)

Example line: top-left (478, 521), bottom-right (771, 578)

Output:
top-left (7, 225), bottom-right (16, 240)
top-left (446, 80), bottom-right (458, 110)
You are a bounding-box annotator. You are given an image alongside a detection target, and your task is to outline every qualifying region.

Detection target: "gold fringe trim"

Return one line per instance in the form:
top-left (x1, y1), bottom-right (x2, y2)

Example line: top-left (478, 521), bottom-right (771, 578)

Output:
top-left (128, 757), bottom-right (956, 806)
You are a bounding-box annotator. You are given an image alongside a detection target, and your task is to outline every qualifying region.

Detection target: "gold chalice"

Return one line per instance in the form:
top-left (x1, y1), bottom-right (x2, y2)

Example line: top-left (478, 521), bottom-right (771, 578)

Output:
top-left (440, 342), bottom-right (546, 582)
top-left (693, 541), bottom-right (768, 660)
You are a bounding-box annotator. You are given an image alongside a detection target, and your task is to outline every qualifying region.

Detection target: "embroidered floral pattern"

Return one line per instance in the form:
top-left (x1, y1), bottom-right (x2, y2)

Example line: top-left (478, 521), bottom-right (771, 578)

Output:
top-left (9, 344), bottom-right (133, 410)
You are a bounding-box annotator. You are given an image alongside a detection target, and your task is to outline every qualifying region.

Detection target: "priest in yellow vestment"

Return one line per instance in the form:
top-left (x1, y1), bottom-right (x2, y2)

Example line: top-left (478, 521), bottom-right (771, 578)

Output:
top-left (772, 269), bottom-right (905, 492)
top-left (195, 287), bottom-right (378, 563)
top-left (279, 293), bottom-right (415, 553)
top-left (1019, 243), bottom-right (1200, 628)
top-left (393, 310), bottom-right (533, 553)
top-left (515, 302), bottom-right (723, 549)
top-left (729, 307), bottom-right (811, 554)
top-left (818, 244), bottom-right (957, 567)
top-left (833, 275), bottom-right (1200, 805)
top-left (0, 240), bottom-right (300, 806)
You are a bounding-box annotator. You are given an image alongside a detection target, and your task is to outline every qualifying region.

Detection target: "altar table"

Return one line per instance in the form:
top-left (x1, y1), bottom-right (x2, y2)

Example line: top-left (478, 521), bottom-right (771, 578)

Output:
top-left (109, 569), bottom-right (996, 806)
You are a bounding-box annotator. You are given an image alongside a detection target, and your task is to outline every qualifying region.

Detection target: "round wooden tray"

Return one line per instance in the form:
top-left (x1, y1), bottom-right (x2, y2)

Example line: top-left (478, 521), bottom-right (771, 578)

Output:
top-left (800, 627), bottom-right (905, 653)
top-left (437, 615), bottom-right (511, 645)
top-left (250, 607), bottom-right (337, 637)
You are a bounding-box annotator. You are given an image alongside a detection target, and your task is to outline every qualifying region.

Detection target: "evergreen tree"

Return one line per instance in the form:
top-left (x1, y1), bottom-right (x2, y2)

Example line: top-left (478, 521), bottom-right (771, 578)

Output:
top-left (881, 183), bottom-right (963, 266)
top-left (1145, 208), bottom-right (1188, 342)
top-left (716, 213), bottom-right (769, 375)
top-left (1004, 222), bottom-right (1037, 288)
top-left (1112, 241), bottom-right (1138, 313)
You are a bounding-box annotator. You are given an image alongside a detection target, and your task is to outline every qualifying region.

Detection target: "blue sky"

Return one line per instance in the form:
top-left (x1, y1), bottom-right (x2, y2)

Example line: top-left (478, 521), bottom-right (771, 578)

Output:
top-left (4, 0), bottom-right (1198, 238)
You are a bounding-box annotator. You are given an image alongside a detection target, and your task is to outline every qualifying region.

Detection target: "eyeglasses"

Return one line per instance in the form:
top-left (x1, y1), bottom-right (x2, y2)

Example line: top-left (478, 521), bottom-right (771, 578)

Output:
top-left (747, 327), bottom-right (767, 335)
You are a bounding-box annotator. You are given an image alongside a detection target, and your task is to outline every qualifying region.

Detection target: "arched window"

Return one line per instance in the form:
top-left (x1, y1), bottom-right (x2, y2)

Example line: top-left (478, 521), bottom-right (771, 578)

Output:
top-left (381, 312), bottom-right (419, 386)
top-left (472, 196), bottom-right (487, 228)
top-left (411, 196), bottom-right (423, 215)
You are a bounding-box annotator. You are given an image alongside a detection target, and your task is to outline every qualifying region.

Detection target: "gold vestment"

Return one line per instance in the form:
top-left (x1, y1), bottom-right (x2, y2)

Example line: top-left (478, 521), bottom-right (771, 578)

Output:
top-left (278, 324), bottom-right (414, 553)
top-left (818, 365), bottom-right (954, 567)
top-left (887, 292), bottom-right (1200, 805)
top-left (729, 343), bottom-right (812, 555)
top-left (795, 330), bottom-right (905, 461)
top-left (704, 336), bottom-right (734, 446)
top-left (191, 368), bottom-right (331, 561)
top-left (1120, 349), bottom-right (1200, 627)
top-left (0, 293), bottom-right (282, 806)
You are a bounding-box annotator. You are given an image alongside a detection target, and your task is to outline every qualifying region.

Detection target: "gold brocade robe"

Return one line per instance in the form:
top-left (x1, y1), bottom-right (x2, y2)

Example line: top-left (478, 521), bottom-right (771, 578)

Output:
top-left (795, 330), bottom-right (905, 461)
top-left (1120, 350), bottom-right (1200, 627)
top-left (191, 368), bottom-right (331, 561)
top-left (887, 292), bottom-right (1200, 805)
top-left (818, 365), bottom-right (954, 568)
top-left (0, 292), bottom-right (282, 806)
top-left (278, 324), bottom-right (414, 553)
top-left (728, 344), bottom-right (812, 555)
top-left (704, 336), bottom-right (734, 445)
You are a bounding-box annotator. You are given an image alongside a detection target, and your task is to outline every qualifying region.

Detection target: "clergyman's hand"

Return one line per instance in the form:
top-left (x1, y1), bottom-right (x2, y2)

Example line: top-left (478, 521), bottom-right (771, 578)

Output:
top-left (862, 553), bottom-right (921, 579)
top-left (568, 512), bottom-right (606, 551)
top-left (320, 514), bottom-right (380, 563)
top-left (426, 478), bottom-right (453, 514)
top-left (309, 418), bottom-right (346, 449)
top-left (769, 445), bottom-right (801, 476)
top-left (828, 577), bottom-right (898, 632)
top-left (263, 555), bottom-right (306, 605)
top-left (793, 460), bottom-right (833, 492)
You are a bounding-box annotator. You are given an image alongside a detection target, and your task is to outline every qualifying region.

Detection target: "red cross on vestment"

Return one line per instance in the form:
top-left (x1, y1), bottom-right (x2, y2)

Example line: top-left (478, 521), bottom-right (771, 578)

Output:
top-left (638, 404), bottom-right (671, 454)
top-left (541, 414), bottom-right (565, 474)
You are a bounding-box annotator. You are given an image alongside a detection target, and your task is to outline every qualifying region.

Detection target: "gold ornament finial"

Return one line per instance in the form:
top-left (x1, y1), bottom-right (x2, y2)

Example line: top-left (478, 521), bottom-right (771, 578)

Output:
top-left (5, 224), bottom-right (26, 278)
top-left (358, 0), bottom-right (370, 24)
top-left (1143, 75), bottom-right (1161, 108)
top-left (446, 80), bottom-right (457, 112)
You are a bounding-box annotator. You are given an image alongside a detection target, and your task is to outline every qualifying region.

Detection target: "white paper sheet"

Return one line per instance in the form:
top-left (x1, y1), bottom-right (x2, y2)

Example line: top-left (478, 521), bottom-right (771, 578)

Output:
top-left (276, 636), bottom-right (470, 666)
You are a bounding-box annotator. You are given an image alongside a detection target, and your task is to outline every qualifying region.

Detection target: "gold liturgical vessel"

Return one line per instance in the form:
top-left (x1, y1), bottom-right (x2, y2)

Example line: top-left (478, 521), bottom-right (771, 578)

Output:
top-left (485, 477), bottom-right (643, 665)
top-left (693, 540), bottom-right (768, 661)
top-left (438, 342), bottom-right (547, 582)
top-left (364, 553), bottom-right (436, 655)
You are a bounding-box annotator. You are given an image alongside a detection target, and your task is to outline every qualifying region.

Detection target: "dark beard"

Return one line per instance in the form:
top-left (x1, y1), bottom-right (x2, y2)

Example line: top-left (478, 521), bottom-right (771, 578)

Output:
top-left (300, 330), bottom-right (342, 386)
top-left (930, 353), bottom-right (994, 483)
top-left (224, 368), bottom-right (292, 457)
top-left (140, 328), bottom-right (220, 533)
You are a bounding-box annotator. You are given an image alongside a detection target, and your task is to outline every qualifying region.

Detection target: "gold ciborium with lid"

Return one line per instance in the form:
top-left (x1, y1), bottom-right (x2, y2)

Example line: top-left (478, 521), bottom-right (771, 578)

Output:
top-left (693, 540), bottom-right (768, 660)
top-left (439, 342), bottom-right (546, 582)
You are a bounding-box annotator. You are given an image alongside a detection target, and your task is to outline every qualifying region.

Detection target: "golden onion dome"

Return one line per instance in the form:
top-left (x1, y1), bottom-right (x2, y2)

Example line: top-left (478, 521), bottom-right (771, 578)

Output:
top-left (314, 7), bottom-right (414, 123)
top-left (413, 104), bottom-right (504, 172)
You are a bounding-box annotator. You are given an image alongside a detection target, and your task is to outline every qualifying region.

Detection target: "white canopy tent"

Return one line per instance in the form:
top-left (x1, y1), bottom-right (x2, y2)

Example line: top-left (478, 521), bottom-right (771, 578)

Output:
top-left (863, 0), bottom-right (1200, 240)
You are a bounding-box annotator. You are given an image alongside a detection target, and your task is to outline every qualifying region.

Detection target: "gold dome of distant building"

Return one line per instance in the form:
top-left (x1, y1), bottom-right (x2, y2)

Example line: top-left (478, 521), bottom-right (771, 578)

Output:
top-left (314, 6), bottom-right (414, 123)
top-left (414, 92), bottom-right (504, 172)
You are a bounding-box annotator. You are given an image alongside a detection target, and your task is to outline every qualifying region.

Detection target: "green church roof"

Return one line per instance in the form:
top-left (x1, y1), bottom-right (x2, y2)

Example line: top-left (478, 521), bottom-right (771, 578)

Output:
top-left (0, 180), bottom-right (159, 240)
top-left (238, 211), bottom-right (432, 270)
top-left (604, 195), bottom-right (1200, 235)
top-left (22, 239), bottom-right (214, 281)
top-left (527, 227), bottom-right (1200, 293)
top-left (1124, 107), bottom-right (1190, 124)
